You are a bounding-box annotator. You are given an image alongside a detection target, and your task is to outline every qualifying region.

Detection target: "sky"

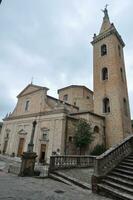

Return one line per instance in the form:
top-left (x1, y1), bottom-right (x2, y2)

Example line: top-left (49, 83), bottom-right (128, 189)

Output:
top-left (0, 0), bottom-right (133, 121)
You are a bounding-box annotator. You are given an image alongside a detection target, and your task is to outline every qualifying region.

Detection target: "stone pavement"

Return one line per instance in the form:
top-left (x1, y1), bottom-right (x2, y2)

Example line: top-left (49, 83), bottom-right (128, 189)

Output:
top-left (0, 171), bottom-right (111, 200)
top-left (0, 160), bottom-right (112, 200)
top-left (59, 168), bottom-right (94, 184)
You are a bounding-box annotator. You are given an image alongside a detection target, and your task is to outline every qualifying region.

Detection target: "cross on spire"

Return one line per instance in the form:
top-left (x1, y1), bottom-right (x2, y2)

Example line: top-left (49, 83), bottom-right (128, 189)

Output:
top-left (100, 4), bottom-right (111, 33)
top-left (101, 4), bottom-right (109, 18)
top-left (31, 77), bottom-right (34, 85)
top-left (105, 4), bottom-right (109, 9)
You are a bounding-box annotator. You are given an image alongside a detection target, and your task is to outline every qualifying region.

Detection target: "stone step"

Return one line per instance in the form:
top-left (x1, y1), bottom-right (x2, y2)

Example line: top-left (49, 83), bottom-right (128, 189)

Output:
top-left (127, 155), bottom-right (133, 159)
top-left (102, 179), bottom-right (133, 193)
top-left (122, 161), bottom-right (133, 167)
top-left (114, 168), bottom-right (133, 176)
top-left (118, 164), bottom-right (133, 171)
top-left (111, 171), bottom-right (133, 181)
top-left (52, 171), bottom-right (91, 190)
top-left (98, 183), bottom-right (133, 200)
top-left (49, 173), bottom-right (73, 186)
top-left (124, 158), bottom-right (133, 163)
top-left (106, 175), bottom-right (133, 187)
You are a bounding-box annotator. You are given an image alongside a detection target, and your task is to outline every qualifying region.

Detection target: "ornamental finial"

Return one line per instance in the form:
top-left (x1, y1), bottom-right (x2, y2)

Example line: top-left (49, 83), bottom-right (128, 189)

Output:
top-left (101, 4), bottom-right (109, 17)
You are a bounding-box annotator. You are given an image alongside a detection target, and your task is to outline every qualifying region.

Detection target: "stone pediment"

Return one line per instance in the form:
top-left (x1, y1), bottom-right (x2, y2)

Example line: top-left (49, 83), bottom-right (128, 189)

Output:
top-left (17, 84), bottom-right (49, 98)
top-left (18, 129), bottom-right (27, 135)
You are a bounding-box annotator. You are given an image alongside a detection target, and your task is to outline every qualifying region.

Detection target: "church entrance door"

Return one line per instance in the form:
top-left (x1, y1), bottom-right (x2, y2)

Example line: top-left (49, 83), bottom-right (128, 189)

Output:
top-left (39, 144), bottom-right (46, 163)
top-left (17, 138), bottom-right (25, 157)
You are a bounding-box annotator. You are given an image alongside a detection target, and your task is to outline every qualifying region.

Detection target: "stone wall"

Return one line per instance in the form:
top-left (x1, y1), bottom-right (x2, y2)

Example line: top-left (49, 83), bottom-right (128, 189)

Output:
top-left (58, 86), bottom-right (94, 112)
top-left (66, 112), bottom-right (105, 155)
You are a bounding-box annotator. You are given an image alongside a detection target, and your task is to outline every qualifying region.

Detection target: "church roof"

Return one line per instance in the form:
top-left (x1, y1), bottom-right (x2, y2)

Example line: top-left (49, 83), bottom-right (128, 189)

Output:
top-left (70, 111), bottom-right (105, 119)
top-left (47, 95), bottom-right (79, 109)
top-left (17, 83), bottom-right (49, 98)
top-left (58, 85), bottom-right (93, 94)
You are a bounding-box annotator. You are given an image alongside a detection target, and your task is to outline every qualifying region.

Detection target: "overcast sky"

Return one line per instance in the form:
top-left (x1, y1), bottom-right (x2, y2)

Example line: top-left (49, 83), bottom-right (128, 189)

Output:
top-left (0, 0), bottom-right (133, 121)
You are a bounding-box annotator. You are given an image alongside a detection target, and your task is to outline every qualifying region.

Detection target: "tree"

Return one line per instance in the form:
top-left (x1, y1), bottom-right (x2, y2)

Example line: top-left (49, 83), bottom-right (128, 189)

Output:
top-left (74, 119), bottom-right (94, 155)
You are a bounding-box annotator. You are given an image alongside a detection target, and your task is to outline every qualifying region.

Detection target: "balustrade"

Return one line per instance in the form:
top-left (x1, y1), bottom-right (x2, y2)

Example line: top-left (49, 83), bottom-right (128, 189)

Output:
top-left (49, 155), bottom-right (96, 172)
top-left (94, 135), bottom-right (133, 177)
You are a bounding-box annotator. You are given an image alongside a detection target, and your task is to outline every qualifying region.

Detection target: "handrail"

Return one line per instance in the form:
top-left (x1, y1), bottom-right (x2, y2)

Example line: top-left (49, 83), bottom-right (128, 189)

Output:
top-left (94, 134), bottom-right (133, 177)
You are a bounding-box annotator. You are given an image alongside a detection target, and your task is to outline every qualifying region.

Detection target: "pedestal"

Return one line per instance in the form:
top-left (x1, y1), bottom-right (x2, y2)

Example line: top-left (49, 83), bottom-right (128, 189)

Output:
top-left (19, 152), bottom-right (37, 177)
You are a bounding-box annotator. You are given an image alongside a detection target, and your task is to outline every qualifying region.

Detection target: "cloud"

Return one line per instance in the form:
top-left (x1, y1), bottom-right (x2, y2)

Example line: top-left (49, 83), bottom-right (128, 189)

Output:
top-left (0, 0), bottom-right (133, 121)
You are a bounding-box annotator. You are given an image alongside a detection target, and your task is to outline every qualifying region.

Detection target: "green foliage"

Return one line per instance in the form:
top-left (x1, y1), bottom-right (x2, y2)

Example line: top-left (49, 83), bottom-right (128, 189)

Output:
top-left (90, 144), bottom-right (106, 156)
top-left (74, 119), bottom-right (94, 151)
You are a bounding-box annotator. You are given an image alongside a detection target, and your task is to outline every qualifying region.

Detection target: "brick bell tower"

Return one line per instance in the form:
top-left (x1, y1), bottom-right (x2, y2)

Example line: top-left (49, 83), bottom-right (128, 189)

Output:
top-left (91, 6), bottom-right (132, 147)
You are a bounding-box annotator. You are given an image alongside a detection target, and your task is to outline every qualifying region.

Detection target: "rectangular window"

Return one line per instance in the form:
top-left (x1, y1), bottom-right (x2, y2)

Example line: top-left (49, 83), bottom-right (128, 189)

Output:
top-left (25, 100), bottom-right (30, 111)
top-left (41, 128), bottom-right (49, 141)
top-left (63, 94), bottom-right (68, 101)
top-left (42, 133), bottom-right (48, 140)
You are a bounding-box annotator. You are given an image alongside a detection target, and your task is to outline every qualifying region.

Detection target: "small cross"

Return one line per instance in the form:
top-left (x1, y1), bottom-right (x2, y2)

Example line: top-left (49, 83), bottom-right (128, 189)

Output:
top-left (31, 77), bottom-right (34, 84)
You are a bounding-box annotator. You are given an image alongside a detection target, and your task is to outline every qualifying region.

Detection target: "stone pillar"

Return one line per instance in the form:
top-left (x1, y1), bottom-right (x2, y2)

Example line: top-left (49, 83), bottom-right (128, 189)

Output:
top-left (19, 120), bottom-right (37, 177)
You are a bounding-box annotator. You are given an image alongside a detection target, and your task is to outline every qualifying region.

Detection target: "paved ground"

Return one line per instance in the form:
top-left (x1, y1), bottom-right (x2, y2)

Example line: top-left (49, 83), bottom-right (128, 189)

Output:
top-left (0, 160), bottom-right (111, 200)
top-left (59, 168), bottom-right (94, 184)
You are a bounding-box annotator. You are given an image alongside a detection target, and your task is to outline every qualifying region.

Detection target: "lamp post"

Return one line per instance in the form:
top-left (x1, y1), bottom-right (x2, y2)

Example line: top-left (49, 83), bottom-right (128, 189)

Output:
top-left (19, 120), bottom-right (37, 176)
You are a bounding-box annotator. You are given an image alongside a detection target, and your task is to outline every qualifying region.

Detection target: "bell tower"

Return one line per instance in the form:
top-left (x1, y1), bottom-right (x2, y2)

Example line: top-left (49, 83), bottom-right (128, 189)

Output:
top-left (91, 7), bottom-right (132, 147)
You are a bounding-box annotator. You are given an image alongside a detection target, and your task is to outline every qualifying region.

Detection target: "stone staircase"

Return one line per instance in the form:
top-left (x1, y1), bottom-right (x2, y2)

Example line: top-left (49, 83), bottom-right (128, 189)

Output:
top-left (92, 135), bottom-right (133, 200)
top-left (97, 153), bottom-right (133, 200)
top-left (49, 170), bottom-right (91, 190)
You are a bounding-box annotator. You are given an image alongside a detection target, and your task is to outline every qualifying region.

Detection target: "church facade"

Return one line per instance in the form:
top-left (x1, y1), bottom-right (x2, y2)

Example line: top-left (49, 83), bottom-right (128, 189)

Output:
top-left (0, 8), bottom-right (132, 163)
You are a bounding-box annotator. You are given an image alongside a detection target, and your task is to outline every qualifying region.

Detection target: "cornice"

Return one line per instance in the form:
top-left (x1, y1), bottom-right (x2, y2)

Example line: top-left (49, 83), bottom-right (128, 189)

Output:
top-left (91, 26), bottom-right (125, 47)
top-left (3, 109), bottom-right (69, 121)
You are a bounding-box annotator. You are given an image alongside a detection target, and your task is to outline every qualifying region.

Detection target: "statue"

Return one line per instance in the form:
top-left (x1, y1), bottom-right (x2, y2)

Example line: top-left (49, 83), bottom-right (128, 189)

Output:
top-left (101, 4), bottom-right (109, 17)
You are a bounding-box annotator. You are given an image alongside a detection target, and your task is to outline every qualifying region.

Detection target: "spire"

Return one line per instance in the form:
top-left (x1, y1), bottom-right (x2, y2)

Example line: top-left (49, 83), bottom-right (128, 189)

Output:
top-left (100, 5), bottom-right (111, 34)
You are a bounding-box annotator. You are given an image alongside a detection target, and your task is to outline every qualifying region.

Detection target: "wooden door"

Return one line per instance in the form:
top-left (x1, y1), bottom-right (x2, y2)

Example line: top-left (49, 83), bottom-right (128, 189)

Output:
top-left (39, 144), bottom-right (46, 163)
top-left (17, 138), bottom-right (25, 157)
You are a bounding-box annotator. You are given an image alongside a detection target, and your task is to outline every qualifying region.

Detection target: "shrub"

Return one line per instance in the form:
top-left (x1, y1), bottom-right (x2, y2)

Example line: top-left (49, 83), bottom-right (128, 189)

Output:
top-left (90, 144), bottom-right (106, 156)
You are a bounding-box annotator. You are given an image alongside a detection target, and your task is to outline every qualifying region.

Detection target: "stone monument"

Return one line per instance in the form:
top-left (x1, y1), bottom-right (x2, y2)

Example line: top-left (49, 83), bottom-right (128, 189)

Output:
top-left (19, 120), bottom-right (37, 176)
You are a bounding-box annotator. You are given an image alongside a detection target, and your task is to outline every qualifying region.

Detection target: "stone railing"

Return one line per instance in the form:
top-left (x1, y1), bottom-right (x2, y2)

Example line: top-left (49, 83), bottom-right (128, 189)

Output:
top-left (92, 134), bottom-right (133, 192)
top-left (94, 135), bottom-right (133, 177)
top-left (49, 155), bottom-right (96, 172)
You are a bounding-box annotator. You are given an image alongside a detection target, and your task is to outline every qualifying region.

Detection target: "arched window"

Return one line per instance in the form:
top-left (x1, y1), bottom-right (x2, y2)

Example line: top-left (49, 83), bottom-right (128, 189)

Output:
top-left (102, 67), bottom-right (108, 80)
top-left (101, 44), bottom-right (107, 56)
top-left (123, 98), bottom-right (128, 116)
top-left (103, 98), bottom-right (110, 113)
top-left (94, 126), bottom-right (99, 133)
top-left (25, 100), bottom-right (30, 111)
